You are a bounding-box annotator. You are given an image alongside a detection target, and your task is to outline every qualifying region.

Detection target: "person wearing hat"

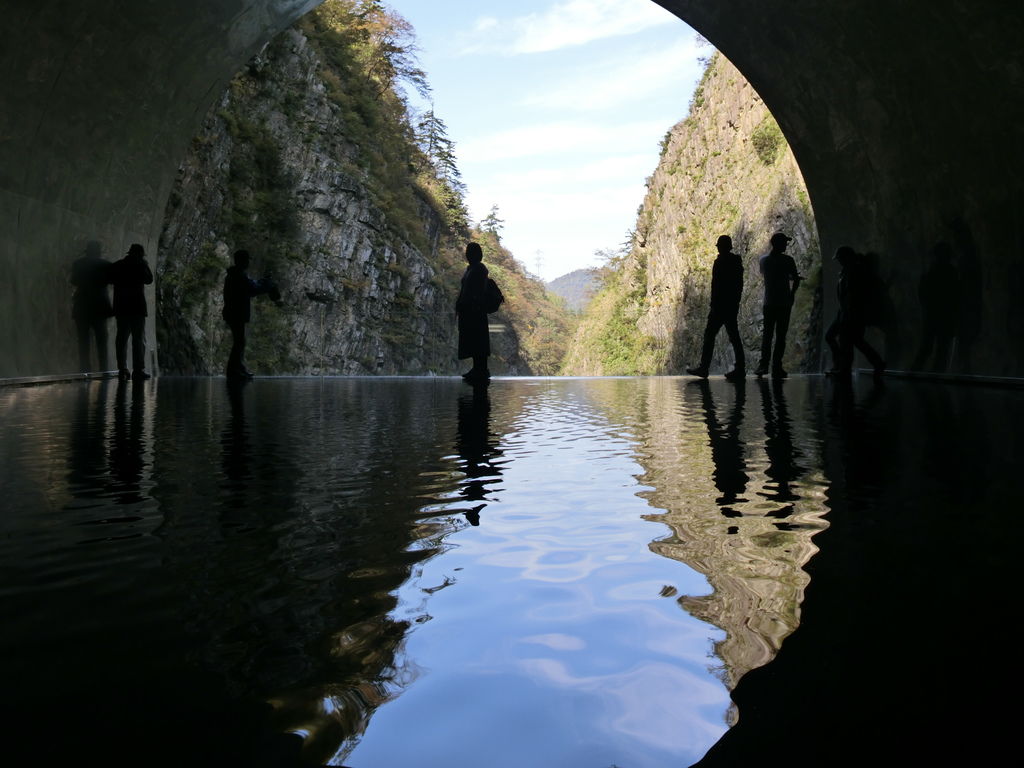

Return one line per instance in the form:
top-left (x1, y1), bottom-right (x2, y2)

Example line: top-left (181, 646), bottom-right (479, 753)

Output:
top-left (109, 243), bottom-right (154, 380)
top-left (686, 235), bottom-right (745, 380)
top-left (756, 232), bottom-right (802, 378)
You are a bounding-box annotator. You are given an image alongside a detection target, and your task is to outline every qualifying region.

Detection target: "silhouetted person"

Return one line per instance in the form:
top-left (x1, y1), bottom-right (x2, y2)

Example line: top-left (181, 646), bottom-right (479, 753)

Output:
top-left (456, 242), bottom-right (490, 382)
top-left (686, 235), bottom-right (745, 380)
top-left (70, 240), bottom-right (113, 372)
top-left (860, 251), bottom-right (898, 357)
top-left (109, 243), bottom-right (153, 380)
top-left (912, 242), bottom-right (960, 372)
top-left (755, 232), bottom-right (801, 379)
top-left (825, 247), bottom-right (886, 376)
top-left (223, 249), bottom-right (277, 379)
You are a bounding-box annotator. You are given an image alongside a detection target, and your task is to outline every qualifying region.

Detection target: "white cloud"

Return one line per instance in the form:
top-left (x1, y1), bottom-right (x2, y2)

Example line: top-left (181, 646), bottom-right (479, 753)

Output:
top-left (458, 119), bottom-right (670, 162)
top-left (487, 154), bottom-right (654, 189)
top-left (466, 180), bottom-right (647, 278)
top-left (521, 38), bottom-right (703, 112)
top-left (460, 0), bottom-right (676, 55)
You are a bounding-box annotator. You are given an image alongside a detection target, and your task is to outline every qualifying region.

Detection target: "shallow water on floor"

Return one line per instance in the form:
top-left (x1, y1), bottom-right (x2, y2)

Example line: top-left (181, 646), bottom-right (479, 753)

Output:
top-left (1, 376), bottom-right (836, 766)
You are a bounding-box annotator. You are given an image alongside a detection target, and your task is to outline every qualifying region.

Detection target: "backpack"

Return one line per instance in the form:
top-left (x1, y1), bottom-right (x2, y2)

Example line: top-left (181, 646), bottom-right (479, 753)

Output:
top-left (483, 278), bottom-right (504, 314)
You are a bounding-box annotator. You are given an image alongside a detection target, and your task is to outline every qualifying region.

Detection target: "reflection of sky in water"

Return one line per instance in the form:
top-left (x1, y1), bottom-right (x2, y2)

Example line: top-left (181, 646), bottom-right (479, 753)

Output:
top-left (351, 381), bottom-right (737, 767)
top-left (0, 377), bottom-right (830, 767)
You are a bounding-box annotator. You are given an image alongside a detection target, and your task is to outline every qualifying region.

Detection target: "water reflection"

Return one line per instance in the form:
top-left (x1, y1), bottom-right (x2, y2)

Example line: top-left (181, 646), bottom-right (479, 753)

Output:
top-left (453, 382), bottom-right (503, 526)
top-left (2, 377), bottom-right (1015, 766)
top-left (633, 378), bottom-right (828, 697)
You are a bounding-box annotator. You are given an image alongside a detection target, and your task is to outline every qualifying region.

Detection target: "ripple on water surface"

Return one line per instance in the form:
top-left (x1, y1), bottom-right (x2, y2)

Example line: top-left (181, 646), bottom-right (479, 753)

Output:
top-left (0, 377), bottom-right (831, 766)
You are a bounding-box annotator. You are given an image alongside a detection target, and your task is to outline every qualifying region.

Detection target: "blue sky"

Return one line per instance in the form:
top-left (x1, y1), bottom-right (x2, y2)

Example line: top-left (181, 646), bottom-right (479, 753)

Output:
top-left (394, 0), bottom-right (705, 281)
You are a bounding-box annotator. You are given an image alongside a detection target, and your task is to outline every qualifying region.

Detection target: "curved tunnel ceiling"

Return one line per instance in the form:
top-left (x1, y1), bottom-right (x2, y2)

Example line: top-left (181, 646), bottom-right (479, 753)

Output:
top-left (1, 0), bottom-right (1022, 377)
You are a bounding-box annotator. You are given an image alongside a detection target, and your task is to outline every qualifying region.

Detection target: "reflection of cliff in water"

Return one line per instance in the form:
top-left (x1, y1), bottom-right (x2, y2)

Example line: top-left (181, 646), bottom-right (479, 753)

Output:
top-left (586, 377), bottom-right (829, 695)
top-left (150, 378), bottom-right (512, 765)
top-left (0, 378), bottom-right (511, 767)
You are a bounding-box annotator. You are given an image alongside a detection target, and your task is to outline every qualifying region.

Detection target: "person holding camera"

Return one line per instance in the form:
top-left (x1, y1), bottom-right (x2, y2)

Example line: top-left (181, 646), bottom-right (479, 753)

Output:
top-left (222, 249), bottom-right (279, 379)
top-left (109, 243), bottom-right (153, 380)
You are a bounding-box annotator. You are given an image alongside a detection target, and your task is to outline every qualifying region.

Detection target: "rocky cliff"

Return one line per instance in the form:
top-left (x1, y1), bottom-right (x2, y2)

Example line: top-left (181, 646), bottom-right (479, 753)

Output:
top-left (154, 4), bottom-right (556, 377)
top-left (564, 53), bottom-right (822, 375)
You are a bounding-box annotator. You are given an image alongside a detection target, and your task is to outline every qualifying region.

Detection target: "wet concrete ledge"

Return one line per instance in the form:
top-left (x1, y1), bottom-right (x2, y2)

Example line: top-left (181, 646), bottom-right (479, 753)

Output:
top-left (869, 368), bottom-right (1024, 389)
top-left (0, 371), bottom-right (119, 388)
top-left (5, 370), bottom-right (1024, 390)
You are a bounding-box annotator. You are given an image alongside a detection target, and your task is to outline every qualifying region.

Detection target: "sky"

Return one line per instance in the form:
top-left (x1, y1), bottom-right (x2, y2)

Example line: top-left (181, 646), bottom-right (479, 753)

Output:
top-left (394, 0), bottom-right (706, 281)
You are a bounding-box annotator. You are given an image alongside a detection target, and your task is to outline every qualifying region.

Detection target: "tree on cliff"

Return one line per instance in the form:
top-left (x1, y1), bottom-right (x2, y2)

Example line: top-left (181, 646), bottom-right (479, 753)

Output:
top-left (480, 205), bottom-right (505, 237)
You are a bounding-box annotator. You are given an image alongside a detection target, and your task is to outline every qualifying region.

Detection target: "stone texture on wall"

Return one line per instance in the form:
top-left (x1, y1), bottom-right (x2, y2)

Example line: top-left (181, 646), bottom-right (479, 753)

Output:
top-left (157, 28), bottom-right (461, 375)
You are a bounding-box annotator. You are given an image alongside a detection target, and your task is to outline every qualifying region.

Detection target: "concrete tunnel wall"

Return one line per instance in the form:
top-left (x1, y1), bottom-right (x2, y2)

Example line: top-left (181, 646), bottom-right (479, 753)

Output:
top-left (1, 0), bottom-right (1022, 378)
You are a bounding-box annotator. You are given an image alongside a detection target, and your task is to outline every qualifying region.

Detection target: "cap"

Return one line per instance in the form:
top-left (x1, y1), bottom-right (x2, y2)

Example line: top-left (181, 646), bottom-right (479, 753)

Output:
top-left (770, 232), bottom-right (792, 247)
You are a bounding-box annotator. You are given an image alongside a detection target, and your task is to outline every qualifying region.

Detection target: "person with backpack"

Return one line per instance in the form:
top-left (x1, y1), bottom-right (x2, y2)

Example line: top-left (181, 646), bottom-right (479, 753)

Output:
top-left (456, 241), bottom-right (499, 382)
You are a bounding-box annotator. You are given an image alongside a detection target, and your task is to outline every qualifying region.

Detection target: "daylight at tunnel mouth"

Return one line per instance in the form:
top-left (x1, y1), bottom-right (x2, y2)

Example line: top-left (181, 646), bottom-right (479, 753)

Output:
top-left (1, 1), bottom-right (1023, 766)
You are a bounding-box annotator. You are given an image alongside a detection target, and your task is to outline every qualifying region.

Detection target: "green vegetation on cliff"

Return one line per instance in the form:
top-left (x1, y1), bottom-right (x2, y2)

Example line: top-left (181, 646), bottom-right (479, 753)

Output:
top-left (563, 53), bottom-right (821, 375)
top-left (561, 246), bottom-right (663, 375)
top-left (158, 0), bottom-right (475, 374)
top-left (473, 230), bottom-right (574, 376)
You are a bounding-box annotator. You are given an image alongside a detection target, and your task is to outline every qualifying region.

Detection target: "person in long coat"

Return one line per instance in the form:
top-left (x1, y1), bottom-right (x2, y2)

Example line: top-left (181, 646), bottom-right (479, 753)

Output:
top-left (456, 242), bottom-right (490, 382)
top-left (109, 243), bottom-right (153, 379)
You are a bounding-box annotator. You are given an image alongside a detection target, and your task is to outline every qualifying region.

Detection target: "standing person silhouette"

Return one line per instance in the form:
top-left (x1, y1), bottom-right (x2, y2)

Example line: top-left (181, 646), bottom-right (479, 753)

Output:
top-left (687, 235), bottom-right (745, 380)
top-left (223, 249), bottom-right (276, 379)
top-left (109, 243), bottom-right (153, 380)
top-left (755, 232), bottom-right (802, 379)
top-left (455, 242), bottom-right (490, 382)
top-left (70, 240), bottom-right (113, 372)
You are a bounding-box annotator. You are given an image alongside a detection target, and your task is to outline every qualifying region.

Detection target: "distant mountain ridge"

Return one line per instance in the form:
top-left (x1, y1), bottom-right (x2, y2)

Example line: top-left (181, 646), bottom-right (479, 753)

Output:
top-left (546, 268), bottom-right (600, 313)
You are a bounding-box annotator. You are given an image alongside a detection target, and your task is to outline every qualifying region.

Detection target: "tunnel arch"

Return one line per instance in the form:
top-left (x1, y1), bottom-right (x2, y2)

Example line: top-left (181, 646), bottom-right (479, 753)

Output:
top-left (2, 0), bottom-right (1022, 378)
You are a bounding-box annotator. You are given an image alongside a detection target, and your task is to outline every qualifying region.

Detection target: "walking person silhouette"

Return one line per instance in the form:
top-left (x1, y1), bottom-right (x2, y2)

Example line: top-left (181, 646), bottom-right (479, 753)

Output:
top-left (456, 242), bottom-right (491, 383)
top-left (687, 235), bottom-right (745, 380)
top-left (109, 243), bottom-right (153, 380)
top-left (755, 232), bottom-right (802, 379)
top-left (70, 240), bottom-right (113, 372)
top-left (826, 246), bottom-right (886, 376)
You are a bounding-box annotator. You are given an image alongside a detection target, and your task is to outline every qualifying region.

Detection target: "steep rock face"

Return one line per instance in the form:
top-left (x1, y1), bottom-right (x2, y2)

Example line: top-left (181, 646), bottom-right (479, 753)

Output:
top-left (565, 54), bottom-right (822, 375)
top-left (157, 27), bottom-right (460, 375)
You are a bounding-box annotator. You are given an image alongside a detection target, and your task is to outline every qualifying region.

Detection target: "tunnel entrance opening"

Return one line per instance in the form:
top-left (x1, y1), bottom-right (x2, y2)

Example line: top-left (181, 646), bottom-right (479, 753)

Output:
top-left (154, 0), bottom-right (826, 380)
top-left (2, 1), bottom-right (1021, 380)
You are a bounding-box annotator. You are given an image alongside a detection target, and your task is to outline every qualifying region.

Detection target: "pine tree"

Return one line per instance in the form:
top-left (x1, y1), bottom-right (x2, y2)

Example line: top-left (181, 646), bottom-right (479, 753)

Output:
top-left (480, 204), bottom-right (505, 236)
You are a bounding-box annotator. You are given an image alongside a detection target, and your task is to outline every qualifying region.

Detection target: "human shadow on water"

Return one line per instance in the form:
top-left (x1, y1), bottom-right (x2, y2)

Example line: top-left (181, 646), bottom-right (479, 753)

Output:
top-left (756, 377), bottom-right (803, 520)
top-left (108, 376), bottom-right (149, 505)
top-left (692, 379), bottom-right (748, 523)
top-left (221, 376), bottom-right (252, 507)
top-left (454, 380), bottom-right (503, 526)
top-left (694, 375), bottom-right (1019, 766)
